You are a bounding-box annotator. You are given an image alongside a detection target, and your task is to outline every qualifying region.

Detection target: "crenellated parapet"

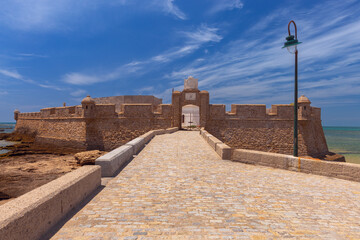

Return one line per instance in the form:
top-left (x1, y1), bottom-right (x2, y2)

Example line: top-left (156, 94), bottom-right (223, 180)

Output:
top-left (17, 112), bottom-right (42, 119)
top-left (209, 99), bottom-right (320, 121)
top-left (228, 104), bottom-right (267, 119)
top-left (154, 104), bottom-right (172, 118)
top-left (40, 106), bottom-right (84, 118)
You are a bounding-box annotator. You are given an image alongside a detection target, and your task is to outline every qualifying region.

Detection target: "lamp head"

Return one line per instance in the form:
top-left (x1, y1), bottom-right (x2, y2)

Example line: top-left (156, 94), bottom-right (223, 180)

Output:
top-left (282, 35), bottom-right (302, 54)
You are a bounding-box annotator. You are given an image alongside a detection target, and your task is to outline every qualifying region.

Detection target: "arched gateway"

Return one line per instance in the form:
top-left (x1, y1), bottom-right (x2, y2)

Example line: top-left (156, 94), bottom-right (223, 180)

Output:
top-left (171, 76), bottom-right (209, 129)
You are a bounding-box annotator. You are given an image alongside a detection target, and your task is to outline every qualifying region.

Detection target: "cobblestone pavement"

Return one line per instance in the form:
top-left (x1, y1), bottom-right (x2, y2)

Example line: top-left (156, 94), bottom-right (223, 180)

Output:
top-left (52, 131), bottom-right (360, 239)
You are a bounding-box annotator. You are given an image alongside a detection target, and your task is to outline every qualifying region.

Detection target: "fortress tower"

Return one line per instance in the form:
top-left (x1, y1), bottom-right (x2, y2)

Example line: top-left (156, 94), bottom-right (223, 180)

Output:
top-left (81, 95), bottom-right (96, 118)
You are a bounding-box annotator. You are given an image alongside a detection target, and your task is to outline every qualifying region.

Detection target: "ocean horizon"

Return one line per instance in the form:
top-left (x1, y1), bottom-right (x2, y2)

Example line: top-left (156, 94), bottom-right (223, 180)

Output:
top-left (1, 123), bottom-right (359, 163)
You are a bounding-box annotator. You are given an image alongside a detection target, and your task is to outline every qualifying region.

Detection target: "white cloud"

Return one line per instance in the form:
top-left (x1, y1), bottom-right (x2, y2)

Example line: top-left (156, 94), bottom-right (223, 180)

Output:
top-left (64, 25), bottom-right (222, 85)
top-left (0, 69), bottom-right (23, 80)
top-left (164, 0), bottom-right (360, 106)
top-left (208, 0), bottom-right (243, 14)
top-left (63, 73), bottom-right (103, 85)
top-left (181, 25), bottom-right (222, 44)
top-left (137, 86), bottom-right (155, 94)
top-left (0, 68), bottom-right (63, 90)
top-left (70, 89), bottom-right (87, 97)
top-left (16, 53), bottom-right (48, 58)
top-left (0, 0), bottom-right (187, 31)
top-left (162, 0), bottom-right (186, 20)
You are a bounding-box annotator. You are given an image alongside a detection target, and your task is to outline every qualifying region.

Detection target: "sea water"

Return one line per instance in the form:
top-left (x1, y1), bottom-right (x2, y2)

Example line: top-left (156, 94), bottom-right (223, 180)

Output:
top-left (323, 126), bottom-right (360, 164)
top-left (0, 123), bottom-right (16, 154)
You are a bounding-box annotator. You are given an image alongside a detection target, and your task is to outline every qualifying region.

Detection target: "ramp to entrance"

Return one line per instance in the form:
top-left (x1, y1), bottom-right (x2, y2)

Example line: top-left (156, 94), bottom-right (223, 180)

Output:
top-left (51, 131), bottom-right (360, 239)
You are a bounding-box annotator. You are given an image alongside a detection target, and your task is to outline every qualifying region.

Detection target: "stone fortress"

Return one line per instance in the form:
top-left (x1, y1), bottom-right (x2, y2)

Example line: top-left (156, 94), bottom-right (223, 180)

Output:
top-left (14, 76), bottom-right (329, 158)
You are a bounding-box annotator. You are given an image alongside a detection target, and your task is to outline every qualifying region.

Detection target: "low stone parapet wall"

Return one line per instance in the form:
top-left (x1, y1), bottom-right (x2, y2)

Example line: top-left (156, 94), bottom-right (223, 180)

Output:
top-left (96, 127), bottom-right (178, 177)
top-left (96, 145), bottom-right (134, 177)
top-left (201, 128), bottom-right (360, 183)
top-left (233, 149), bottom-right (360, 182)
top-left (200, 129), bottom-right (232, 160)
top-left (0, 166), bottom-right (101, 240)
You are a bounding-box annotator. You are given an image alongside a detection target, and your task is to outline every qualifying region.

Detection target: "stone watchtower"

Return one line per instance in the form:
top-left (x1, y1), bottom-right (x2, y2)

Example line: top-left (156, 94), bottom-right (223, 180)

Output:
top-left (298, 95), bottom-right (311, 120)
top-left (81, 95), bottom-right (96, 118)
top-left (171, 76), bottom-right (210, 128)
top-left (14, 109), bottom-right (20, 121)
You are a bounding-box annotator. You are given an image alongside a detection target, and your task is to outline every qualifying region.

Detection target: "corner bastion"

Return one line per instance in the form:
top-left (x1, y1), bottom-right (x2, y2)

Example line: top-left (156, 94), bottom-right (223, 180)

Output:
top-left (14, 77), bottom-right (330, 158)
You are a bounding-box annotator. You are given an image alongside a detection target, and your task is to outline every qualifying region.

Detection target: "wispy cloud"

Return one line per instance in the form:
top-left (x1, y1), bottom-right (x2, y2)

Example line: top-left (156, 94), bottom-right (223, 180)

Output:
top-left (70, 89), bottom-right (87, 97)
top-left (0, 69), bottom-right (23, 80)
top-left (0, 68), bottom-right (63, 91)
top-left (208, 0), bottom-right (244, 14)
top-left (0, 0), bottom-right (186, 31)
top-left (64, 25), bottom-right (222, 85)
top-left (16, 53), bottom-right (48, 58)
top-left (137, 86), bottom-right (155, 94)
top-left (161, 0), bottom-right (186, 20)
top-left (164, 0), bottom-right (360, 107)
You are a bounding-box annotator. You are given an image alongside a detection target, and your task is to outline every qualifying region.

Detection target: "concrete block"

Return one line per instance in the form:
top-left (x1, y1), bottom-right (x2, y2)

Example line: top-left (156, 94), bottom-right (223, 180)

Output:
top-left (0, 166), bottom-right (101, 240)
top-left (96, 145), bottom-right (133, 177)
top-left (140, 131), bottom-right (155, 143)
top-left (232, 148), bottom-right (360, 183)
top-left (262, 152), bottom-right (289, 169)
top-left (199, 128), bottom-right (205, 135)
top-left (207, 136), bottom-right (222, 151)
top-left (201, 130), bottom-right (208, 139)
top-left (232, 149), bottom-right (248, 163)
top-left (166, 127), bottom-right (178, 133)
top-left (341, 163), bottom-right (360, 181)
top-left (125, 137), bottom-right (145, 155)
top-left (153, 129), bottom-right (166, 135)
top-left (204, 133), bottom-right (212, 142)
top-left (216, 143), bottom-right (232, 160)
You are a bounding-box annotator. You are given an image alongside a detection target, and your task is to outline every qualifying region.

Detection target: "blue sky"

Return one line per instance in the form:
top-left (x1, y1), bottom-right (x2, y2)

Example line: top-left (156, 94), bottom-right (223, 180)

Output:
top-left (0, 0), bottom-right (359, 126)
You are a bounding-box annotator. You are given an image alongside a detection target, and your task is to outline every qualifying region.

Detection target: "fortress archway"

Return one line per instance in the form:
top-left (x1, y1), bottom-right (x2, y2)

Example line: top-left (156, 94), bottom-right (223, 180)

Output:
top-left (171, 76), bottom-right (210, 129)
top-left (182, 105), bottom-right (200, 128)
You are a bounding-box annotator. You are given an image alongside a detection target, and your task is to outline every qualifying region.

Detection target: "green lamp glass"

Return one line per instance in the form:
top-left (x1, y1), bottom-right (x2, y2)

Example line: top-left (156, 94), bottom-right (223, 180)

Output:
top-left (282, 35), bottom-right (302, 54)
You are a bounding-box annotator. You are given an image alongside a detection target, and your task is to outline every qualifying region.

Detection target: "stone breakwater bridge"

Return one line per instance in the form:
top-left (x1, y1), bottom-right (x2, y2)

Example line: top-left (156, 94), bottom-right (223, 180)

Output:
top-left (46, 131), bottom-right (360, 239)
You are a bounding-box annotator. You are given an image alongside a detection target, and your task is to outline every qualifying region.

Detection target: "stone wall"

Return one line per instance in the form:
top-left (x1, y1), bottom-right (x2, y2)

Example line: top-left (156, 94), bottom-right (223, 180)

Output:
top-left (205, 104), bottom-right (328, 157)
top-left (93, 95), bottom-right (162, 113)
top-left (15, 102), bottom-right (172, 151)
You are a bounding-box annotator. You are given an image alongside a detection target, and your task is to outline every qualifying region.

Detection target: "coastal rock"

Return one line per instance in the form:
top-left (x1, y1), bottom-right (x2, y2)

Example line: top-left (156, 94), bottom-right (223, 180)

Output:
top-left (74, 150), bottom-right (107, 166)
top-left (0, 191), bottom-right (10, 200)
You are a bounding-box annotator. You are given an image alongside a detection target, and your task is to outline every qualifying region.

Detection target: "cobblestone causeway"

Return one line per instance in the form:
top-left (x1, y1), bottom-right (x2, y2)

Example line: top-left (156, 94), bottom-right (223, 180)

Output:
top-left (52, 131), bottom-right (360, 239)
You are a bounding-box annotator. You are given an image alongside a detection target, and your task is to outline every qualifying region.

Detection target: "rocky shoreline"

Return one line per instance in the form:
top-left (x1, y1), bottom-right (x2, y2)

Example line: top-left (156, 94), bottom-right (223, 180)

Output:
top-left (0, 132), bottom-right (106, 205)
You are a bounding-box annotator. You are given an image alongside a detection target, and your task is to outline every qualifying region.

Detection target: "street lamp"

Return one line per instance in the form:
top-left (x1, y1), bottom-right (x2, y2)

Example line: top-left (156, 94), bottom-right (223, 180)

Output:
top-left (282, 20), bottom-right (302, 157)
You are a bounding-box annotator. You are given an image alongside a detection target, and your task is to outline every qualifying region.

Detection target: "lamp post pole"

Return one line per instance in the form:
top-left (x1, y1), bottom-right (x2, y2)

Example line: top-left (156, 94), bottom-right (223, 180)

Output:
top-left (289, 20), bottom-right (299, 157)
top-left (283, 20), bottom-right (301, 157)
top-left (294, 46), bottom-right (298, 157)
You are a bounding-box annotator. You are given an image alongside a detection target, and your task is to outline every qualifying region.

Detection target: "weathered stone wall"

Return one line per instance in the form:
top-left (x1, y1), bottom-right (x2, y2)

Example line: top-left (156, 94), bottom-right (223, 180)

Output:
top-left (16, 117), bottom-right (88, 150)
top-left (94, 95), bottom-right (162, 113)
top-left (206, 104), bottom-right (329, 157)
top-left (15, 102), bottom-right (172, 151)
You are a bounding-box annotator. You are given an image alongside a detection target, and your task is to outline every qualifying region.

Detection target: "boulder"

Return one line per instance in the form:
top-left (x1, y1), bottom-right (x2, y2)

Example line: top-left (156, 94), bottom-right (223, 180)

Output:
top-left (74, 150), bottom-right (106, 166)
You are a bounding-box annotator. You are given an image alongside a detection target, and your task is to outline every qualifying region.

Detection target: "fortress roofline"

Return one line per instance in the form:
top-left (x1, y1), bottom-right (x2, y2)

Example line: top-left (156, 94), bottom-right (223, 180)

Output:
top-left (81, 95), bottom-right (95, 104)
top-left (298, 95), bottom-right (311, 104)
